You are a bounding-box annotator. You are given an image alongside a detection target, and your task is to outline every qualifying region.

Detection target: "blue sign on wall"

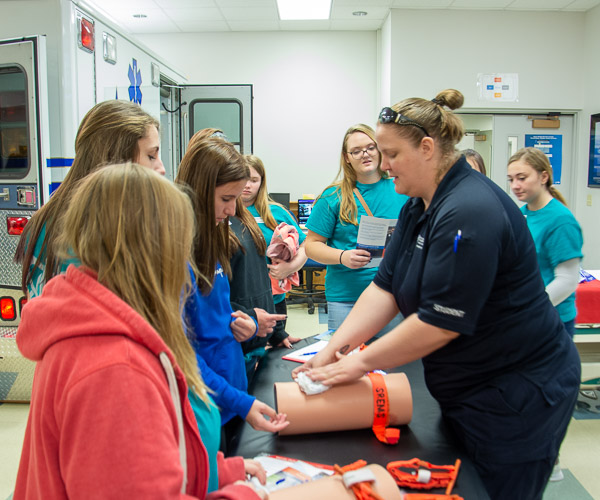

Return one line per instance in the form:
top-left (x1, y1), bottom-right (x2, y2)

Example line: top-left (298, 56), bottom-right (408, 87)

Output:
top-left (525, 134), bottom-right (563, 184)
top-left (588, 114), bottom-right (600, 187)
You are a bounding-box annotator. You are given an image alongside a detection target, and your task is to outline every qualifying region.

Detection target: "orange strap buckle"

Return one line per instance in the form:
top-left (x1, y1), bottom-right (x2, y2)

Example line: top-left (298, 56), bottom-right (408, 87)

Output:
top-left (386, 458), bottom-right (461, 492)
top-left (367, 371), bottom-right (400, 445)
top-left (334, 460), bottom-right (384, 500)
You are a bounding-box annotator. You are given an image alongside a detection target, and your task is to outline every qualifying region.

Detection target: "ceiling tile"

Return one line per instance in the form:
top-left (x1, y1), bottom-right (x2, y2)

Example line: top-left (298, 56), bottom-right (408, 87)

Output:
top-left (217, 0), bottom-right (275, 5)
top-left (278, 20), bottom-right (332, 30)
top-left (566, 0), bottom-right (600, 9)
top-left (330, 19), bottom-right (386, 29)
top-left (219, 7), bottom-right (279, 20)
top-left (227, 20), bottom-right (282, 30)
top-left (508, 0), bottom-right (577, 9)
top-left (173, 20), bottom-right (231, 32)
top-left (154, 0), bottom-right (216, 7)
top-left (391, 0), bottom-right (452, 7)
top-left (449, 0), bottom-right (513, 8)
top-left (334, 0), bottom-right (393, 5)
top-left (163, 7), bottom-right (225, 22)
top-left (331, 6), bottom-right (390, 19)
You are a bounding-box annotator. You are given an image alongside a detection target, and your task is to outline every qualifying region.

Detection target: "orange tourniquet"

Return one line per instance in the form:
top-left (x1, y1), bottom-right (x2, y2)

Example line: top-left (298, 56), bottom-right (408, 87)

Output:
top-left (402, 495), bottom-right (464, 500)
top-left (386, 458), bottom-right (461, 491)
top-left (367, 372), bottom-right (400, 445)
top-left (334, 460), bottom-right (384, 500)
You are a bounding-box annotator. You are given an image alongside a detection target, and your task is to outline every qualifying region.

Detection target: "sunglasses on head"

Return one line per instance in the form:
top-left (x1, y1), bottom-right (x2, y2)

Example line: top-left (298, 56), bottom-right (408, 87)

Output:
top-left (378, 107), bottom-right (430, 137)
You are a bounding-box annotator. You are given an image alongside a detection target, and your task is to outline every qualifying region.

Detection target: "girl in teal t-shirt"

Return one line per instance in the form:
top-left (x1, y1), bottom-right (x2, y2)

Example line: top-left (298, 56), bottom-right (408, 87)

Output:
top-left (508, 147), bottom-right (583, 337)
top-left (304, 124), bottom-right (408, 330)
top-left (242, 154), bottom-right (307, 347)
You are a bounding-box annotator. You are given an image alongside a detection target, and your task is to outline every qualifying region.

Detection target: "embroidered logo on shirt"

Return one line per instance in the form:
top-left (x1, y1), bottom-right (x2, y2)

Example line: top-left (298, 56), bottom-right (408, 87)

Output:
top-left (416, 235), bottom-right (425, 250)
top-left (433, 304), bottom-right (465, 318)
top-left (215, 267), bottom-right (224, 277)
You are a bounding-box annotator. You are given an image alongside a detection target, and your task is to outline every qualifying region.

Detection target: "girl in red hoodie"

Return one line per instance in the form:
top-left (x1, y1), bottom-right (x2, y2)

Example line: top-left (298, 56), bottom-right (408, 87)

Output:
top-left (14, 164), bottom-right (265, 499)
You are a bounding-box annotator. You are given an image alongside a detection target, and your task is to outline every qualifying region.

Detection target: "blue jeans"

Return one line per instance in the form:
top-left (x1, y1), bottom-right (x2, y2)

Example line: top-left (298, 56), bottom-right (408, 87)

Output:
top-left (327, 301), bottom-right (403, 337)
top-left (563, 319), bottom-right (575, 338)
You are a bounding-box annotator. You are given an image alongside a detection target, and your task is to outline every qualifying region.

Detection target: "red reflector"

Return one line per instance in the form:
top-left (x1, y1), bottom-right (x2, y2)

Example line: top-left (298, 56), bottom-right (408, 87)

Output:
top-left (19, 296), bottom-right (27, 313)
top-left (80, 17), bottom-right (95, 52)
top-left (0, 297), bottom-right (16, 321)
top-left (7, 216), bottom-right (29, 235)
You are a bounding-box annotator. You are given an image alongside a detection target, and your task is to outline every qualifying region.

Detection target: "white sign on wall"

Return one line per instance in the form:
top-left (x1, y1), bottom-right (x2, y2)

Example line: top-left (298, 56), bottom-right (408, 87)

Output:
top-left (477, 73), bottom-right (519, 102)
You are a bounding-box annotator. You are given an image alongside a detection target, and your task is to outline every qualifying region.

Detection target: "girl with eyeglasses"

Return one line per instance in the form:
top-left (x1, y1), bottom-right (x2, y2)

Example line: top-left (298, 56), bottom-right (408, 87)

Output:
top-left (303, 124), bottom-right (409, 331)
top-left (296, 89), bottom-right (580, 500)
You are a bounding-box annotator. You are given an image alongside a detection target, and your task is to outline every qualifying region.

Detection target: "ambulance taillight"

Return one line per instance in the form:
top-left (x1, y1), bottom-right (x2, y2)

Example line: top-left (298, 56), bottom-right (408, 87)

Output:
top-left (7, 216), bottom-right (29, 235)
top-left (0, 297), bottom-right (16, 321)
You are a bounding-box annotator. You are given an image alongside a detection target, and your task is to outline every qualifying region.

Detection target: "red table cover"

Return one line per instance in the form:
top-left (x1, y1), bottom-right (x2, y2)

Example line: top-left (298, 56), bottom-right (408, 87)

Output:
top-left (576, 279), bottom-right (600, 324)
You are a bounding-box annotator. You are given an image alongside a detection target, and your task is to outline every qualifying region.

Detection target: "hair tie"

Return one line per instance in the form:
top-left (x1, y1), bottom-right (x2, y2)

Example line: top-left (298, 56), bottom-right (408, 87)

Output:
top-left (431, 98), bottom-right (442, 106)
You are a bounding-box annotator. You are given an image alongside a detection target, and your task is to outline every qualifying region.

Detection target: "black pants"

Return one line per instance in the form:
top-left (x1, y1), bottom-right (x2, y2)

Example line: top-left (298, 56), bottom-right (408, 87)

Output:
top-left (442, 350), bottom-right (580, 500)
top-left (274, 299), bottom-right (287, 329)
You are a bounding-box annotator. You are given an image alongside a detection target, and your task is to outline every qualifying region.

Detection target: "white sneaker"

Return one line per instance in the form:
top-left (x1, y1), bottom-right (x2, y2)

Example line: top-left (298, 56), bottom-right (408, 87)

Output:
top-left (549, 462), bottom-right (564, 482)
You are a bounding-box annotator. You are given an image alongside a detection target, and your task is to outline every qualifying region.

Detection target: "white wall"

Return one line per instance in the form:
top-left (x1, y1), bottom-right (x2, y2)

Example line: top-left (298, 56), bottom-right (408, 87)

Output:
top-left (580, 4), bottom-right (600, 268)
top-left (137, 31), bottom-right (378, 200)
top-left (139, 8), bottom-right (599, 266)
top-left (388, 9), bottom-right (585, 111)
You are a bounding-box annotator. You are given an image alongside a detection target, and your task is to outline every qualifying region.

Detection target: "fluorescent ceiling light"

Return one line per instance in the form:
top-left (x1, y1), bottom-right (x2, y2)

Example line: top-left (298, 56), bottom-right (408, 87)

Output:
top-left (277, 0), bottom-right (332, 20)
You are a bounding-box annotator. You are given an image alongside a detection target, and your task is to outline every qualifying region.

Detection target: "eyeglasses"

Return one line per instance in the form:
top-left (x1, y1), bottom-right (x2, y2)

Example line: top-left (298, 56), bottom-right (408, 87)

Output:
top-left (378, 107), bottom-right (429, 137)
top-left (347, 144), bottom-right (379, 160)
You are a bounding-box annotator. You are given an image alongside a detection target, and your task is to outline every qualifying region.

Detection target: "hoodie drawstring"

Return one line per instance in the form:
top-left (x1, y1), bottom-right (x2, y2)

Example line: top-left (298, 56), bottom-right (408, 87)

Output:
top-left (159, 352), bottom-right (188, 494)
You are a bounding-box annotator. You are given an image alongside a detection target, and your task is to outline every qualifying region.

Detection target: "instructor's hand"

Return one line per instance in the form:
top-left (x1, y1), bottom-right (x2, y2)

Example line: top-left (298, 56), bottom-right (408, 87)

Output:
top-left (306, 351), bottom-right (368, 387)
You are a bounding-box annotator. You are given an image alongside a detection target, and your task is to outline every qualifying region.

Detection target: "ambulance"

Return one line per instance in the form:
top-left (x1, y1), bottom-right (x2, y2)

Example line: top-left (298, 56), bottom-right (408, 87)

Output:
top-left (0, 0), bottom-right (253, 401)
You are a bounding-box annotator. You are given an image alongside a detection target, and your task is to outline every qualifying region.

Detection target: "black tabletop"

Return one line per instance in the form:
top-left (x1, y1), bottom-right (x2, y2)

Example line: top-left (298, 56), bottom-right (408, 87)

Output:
top-left (231, 337), bottom-right (490, 499)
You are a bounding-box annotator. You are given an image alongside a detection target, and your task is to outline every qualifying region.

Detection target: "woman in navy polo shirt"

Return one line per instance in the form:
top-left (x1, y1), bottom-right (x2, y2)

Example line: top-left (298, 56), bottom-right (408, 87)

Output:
top-left (297, 89), bottom-right (581, 500)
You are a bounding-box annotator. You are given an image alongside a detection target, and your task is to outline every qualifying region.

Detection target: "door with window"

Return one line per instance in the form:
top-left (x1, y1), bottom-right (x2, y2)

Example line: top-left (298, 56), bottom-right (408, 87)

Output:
top-left (177, 84), bottom-right (252, 169)
top-left (459, 113), bottom-right (576, 206)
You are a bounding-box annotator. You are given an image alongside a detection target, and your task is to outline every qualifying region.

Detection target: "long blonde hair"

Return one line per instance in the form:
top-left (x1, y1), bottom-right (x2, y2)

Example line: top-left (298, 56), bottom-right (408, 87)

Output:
top-left (318, 124), bottom-right (386, 225)
top-left (508, 147), bottom-right (567, 206)
top-left (16, 100), bottom-right (160, 292)
top-left (56, 163), bottom-right (208, 401)
top-left (244, 154), bottom-right (280, 231)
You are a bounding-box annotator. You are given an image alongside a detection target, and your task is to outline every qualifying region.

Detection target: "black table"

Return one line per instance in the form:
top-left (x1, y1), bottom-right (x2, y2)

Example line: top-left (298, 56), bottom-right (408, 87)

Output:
top-left (232, 337), bottom-right (490, 499)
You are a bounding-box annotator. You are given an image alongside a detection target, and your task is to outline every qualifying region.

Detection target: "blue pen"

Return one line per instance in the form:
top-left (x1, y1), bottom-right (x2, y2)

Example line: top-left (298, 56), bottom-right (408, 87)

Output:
top-left (453, 230), bottom-right (462, 253)
top-left (300, 351), bottom-right (318, 356)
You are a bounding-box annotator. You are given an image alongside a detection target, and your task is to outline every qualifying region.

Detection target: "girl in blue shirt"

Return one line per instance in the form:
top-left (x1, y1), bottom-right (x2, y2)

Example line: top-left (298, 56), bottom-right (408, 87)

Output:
top-left (304, 124), bottom-right (408, 330)
top-left (508, 147), bottom-right (583, 337)
top-left (176, 133), bottom-right (289, 455)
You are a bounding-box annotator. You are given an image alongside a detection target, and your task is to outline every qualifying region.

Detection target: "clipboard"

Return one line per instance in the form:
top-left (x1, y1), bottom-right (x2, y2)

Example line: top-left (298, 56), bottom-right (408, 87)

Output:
top-left (281, 340), bottom-right (329, 363)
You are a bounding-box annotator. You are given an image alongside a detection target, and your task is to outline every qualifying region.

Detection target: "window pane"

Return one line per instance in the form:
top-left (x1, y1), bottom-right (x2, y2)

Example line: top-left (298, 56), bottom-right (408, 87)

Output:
top-left (0, 66), bottom-right (29, 178)
top-left (191, 100), bottom-right (241, 144)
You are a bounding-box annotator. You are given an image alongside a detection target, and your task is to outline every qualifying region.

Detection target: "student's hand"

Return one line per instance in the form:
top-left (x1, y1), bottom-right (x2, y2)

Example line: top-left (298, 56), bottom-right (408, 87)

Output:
top-left (233, 480), bottom-right (268, 500)
top-left (268, 259), bottom-right (296, 280)
top-left (254, 308), bottom-right (287, 337)
top-left (230, 310), bottom-right (257, 342)
top-left (244, 459), bottom-right (267, 485)
top-left (340, 248), bottom-right (371, 269)
top-left (245, 400), bottom-right (290, 433)
top-left (277, 336), bottom-right (302, 349)
top-left (306, 351), bottom-right (367, 387)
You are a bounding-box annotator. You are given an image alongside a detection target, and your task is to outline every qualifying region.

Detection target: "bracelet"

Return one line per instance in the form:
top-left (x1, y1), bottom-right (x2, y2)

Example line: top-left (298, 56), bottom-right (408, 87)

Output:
top-left (339, 250), bottom-right (346, 265)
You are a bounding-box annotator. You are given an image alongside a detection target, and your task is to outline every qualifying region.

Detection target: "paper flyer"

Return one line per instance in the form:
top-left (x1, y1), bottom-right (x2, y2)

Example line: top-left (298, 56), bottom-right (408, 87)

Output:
top-left (356, 215), bottom-right (397, 268)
